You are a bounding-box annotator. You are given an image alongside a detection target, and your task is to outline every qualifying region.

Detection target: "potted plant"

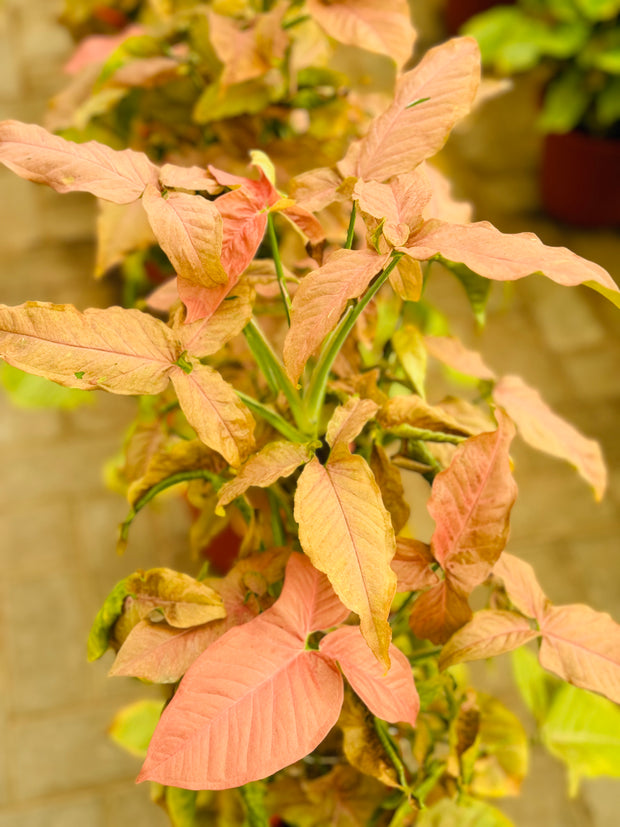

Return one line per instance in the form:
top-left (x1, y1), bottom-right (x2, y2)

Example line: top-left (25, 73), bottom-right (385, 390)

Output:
top-left (463, 0), bottom-right (620, 226)
top-left (1, 19), bottom-right (620, 827)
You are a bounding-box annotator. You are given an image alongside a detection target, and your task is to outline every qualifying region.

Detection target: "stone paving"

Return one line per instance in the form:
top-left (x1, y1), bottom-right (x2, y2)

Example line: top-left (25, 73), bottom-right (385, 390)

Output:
top-left (0, 2), bottom-right (619, 825)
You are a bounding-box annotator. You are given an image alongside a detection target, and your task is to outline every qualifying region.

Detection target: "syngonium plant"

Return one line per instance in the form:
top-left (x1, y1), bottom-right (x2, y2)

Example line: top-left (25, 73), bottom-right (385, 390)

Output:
top-left (1, 34), bottom-right (620, 826)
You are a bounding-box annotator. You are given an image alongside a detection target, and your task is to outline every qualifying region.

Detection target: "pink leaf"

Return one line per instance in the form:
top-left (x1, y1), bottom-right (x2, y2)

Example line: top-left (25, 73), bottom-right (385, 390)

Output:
top-left (289, 167), bottom-right (345, 212)
top-left (353, 171), bottom-right (432, 243)
top-left (269, 553), bottom-right (351, 636)
top-left (492, 553), bottom-right (549, 622)
top-left (307, 0), bottom-right (416, 69)
top-left (409, 580), bottom-right (473, 645)
top-left (429, 410), bottom-right (517, 595)
top-left (392, 537), bottom-right (438, 592)
top-left (63, 26), bottom-right (144, 74)
top-left (170, 363), bottom-right (255, 466)
top-left (159, 163), bottom-right (222, 194)
top-left (539, 604), bottom-right (620, 704)
top-left (439, 610), bottom-right (539, 670)
top-left (424, 335), bottom-right (496, 381)
top-left (0, 120), bottom-right (158, 204)
top-left (138, 615), bottom-right (343, 789)
top-left (493, 374), bottom-right (607, 500)
top-left (406, 220), bottom-right (619, 297)
top-left (344, 37), bottom-right (480, 182)
top-left (320, 626), bottom-right (419, 726)
top-left (141, 185), bottom-right (227, 291)
top-left (283, 249), bottom-right (390, 382)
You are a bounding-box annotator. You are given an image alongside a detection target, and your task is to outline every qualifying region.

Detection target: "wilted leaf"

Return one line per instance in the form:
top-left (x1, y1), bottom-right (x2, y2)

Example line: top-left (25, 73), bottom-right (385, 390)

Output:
top-left (539, 603), bottom-right (620, 703)
top-left (346, 37), bottom-right (481, 182)
top-left (109, 698), bottom-right (164, 759)
top-left (124, 568), bottom-right (226, 629)
top-left (295, 454), bottom-right (396, 666)
top-left (439, 610), bottom-right (539, 670)
top-left (217, 442), bottom-right (312, 510)
top-left (424, 335), bottom-right (496, 381)
top-left (321, 626), bottom-right (419, 726)
top-left (159, 163), bottom-right (222, 194)
top-left (171, 362), bottom-right (255, 466)
top-left (378, 394), bottom-right (473, 436)
top-left (406, 220), bottom-right (619, 298)
top-left (307, 0), bottom-right (416, 68)
top-left (142, 185), bottom-right (227, 293)
top-left (409, 580), bottom-right (473, 645)
top-left (492, 553), bottom-right (549, 621)
top-left (325, 397), bottom-right (379, 451)
top-left (392, 537), bottom-right (438, 592)
top-left (0, 302), bottom-right (178, 395)
top-left (428, 411), bottom-right (517, 595)
top-left (338, 687), bottom-right (400, 788)
top-left (493, 374), bottom-right (607, 500)
top-left (541, 683), bottom-right (620, 795)
top-left (370, 445), bottom-right (410, 534)
top-left (87, 578), bottom-right (130, 661)
top-left (0, 120), bottom-right (157, 203)
top-left (284, 248), bottom-right (389, 381)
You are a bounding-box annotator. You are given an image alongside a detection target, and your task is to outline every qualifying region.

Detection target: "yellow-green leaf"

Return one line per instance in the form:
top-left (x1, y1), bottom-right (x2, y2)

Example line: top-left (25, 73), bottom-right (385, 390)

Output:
top-left (109, 698), bottom-right (164, 759)
top-left (125, 568), bottom-right (226, 628)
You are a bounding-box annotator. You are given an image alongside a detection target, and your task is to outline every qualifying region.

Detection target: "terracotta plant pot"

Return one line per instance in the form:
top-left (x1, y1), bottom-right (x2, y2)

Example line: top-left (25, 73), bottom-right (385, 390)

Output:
top-left (541, 131), bottom-right (620, 227)
top-left (444, 0), bottom-right (515, 34)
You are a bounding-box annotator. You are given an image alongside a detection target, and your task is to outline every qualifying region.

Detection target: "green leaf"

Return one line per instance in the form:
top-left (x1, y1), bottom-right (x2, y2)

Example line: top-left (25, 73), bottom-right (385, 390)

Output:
top-left (538, 67), bottom-right (591, 134)
top-left (239, 781), bottom-right (269, 827)
top-left (574, 0), bottom-right (620, 21)
top-left (442, 260), bottom-right (492, 326)
top-left (193, 79), bottom-right (280, 124)
top-left (109, 698), bottom-right (165, 759)
top-left (541, 683), bottom-right (620, 795)
top-left (166, 787), bottom-right (198, 827)
top-left (417, 797), bottom-right (515, 826)
top-left (464, 7), bottom-right (549, 73)
top-left (511, 646), bottom-right (556, 724)
top-left (392, 324), bottom-right (427, 397)
top-left (87, 578), bottom-right (130, 661)
top-left (596, 77), bottom-right (620, 128)
top-left (0, 362), bottom-right (93, 410)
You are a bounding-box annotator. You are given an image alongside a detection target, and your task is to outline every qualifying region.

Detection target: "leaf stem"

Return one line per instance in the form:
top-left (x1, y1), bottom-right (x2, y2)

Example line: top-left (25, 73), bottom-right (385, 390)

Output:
top-left (267, 488), bottom-right (287, 546)
top-left (345, 202), bottom-right (357, 250)
top-left (305, 253), bottom-right (403, 432)
top-left (236, 390), bottom-right (307, 444)
top-left (243, 320), bottom-right (309, 433)
top-left (374, 717), bottom-right (409, 790)
top-left (267, 212), bottom-right (291, 325)
top-left (384, 425), bottom-right (466, 445)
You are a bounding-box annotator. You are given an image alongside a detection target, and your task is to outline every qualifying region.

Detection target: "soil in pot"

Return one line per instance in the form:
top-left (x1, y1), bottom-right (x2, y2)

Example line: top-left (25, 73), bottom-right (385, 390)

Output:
top-left (541, 131), bottom-right (620, 227)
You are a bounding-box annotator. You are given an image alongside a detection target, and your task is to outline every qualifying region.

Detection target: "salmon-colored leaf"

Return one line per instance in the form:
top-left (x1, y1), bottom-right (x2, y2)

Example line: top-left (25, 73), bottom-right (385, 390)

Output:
top-left (539, 604), bottom-right (620, 704)
top-left (325, 397), bottom-right (379, 451)
top-left (0, 120), bottom-right (157, 203)
top-left (493, 374), bottom-right (607, 500)
top-left (216, 442), bottom-right (313, 510)
top-left (409, 580), bottom-right (473, 644)
top-left (378, 394), bottom-right (474, 436)
top-left (63, 26), bottom-right (145, 74)
top-left (321, 626), bottom-right (419, 726)
top-left (407, 220), bottom-right (619, 296)
top-left (429, 411), bottom-right (517, 595)
top-left (493, 553), bottom-right (549, 622)
top-left (354, 171), bottom-right (432, 241)
top-left (294, 454), bottom-right (396, 666)
top-left (142, 185), bottom-right (227, 290)
top-left (307, 0), bottom-right (416, 68)
top-left (392, 537), bottom-right (438, 592)
top-left (171, 363), bottom-right (255, 466)
top-left (138, 615), bottom-right (343, 789)
top-left (0, 302), bottom-right (177, 395)
top-left (289, 167), bottom-right (344, 212)
top-left (95, 199), bottom-right (155, 278)
top-left (283, 249), bottom-right (389, 381)
top-left (124, 568), bottom-right (226, 629)
top-left (159, 163), bottom-right (222, 194)
top-left (425, 335), bottom-right (496, 381)
top-left (347, 37), bottom-right (480, 182)
top-left (439, 610), bottom-right (539, 670)
top-left (270, 553), bottom-right (351, 635)
top-left (178, 281), bottom-right (255, 357)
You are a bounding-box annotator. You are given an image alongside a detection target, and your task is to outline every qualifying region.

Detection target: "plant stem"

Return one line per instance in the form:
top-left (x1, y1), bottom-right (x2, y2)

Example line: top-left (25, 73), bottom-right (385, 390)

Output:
top-left (345, 202), bottom-right (357, 250)
top-left (243, 320), bottom-right (309, 433)
top-left (267, 488), bottom-right (287, 545)
top-left (267, 212), bottom-right (291, 325)
top-left (374, 717), bottom-right (409, 790)
top-left (305, 253), bottom-right (403, 432)
top-left (236, 390), bottom-right (307, 444)
top-left (385, 425), bottom-right (466, 445)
